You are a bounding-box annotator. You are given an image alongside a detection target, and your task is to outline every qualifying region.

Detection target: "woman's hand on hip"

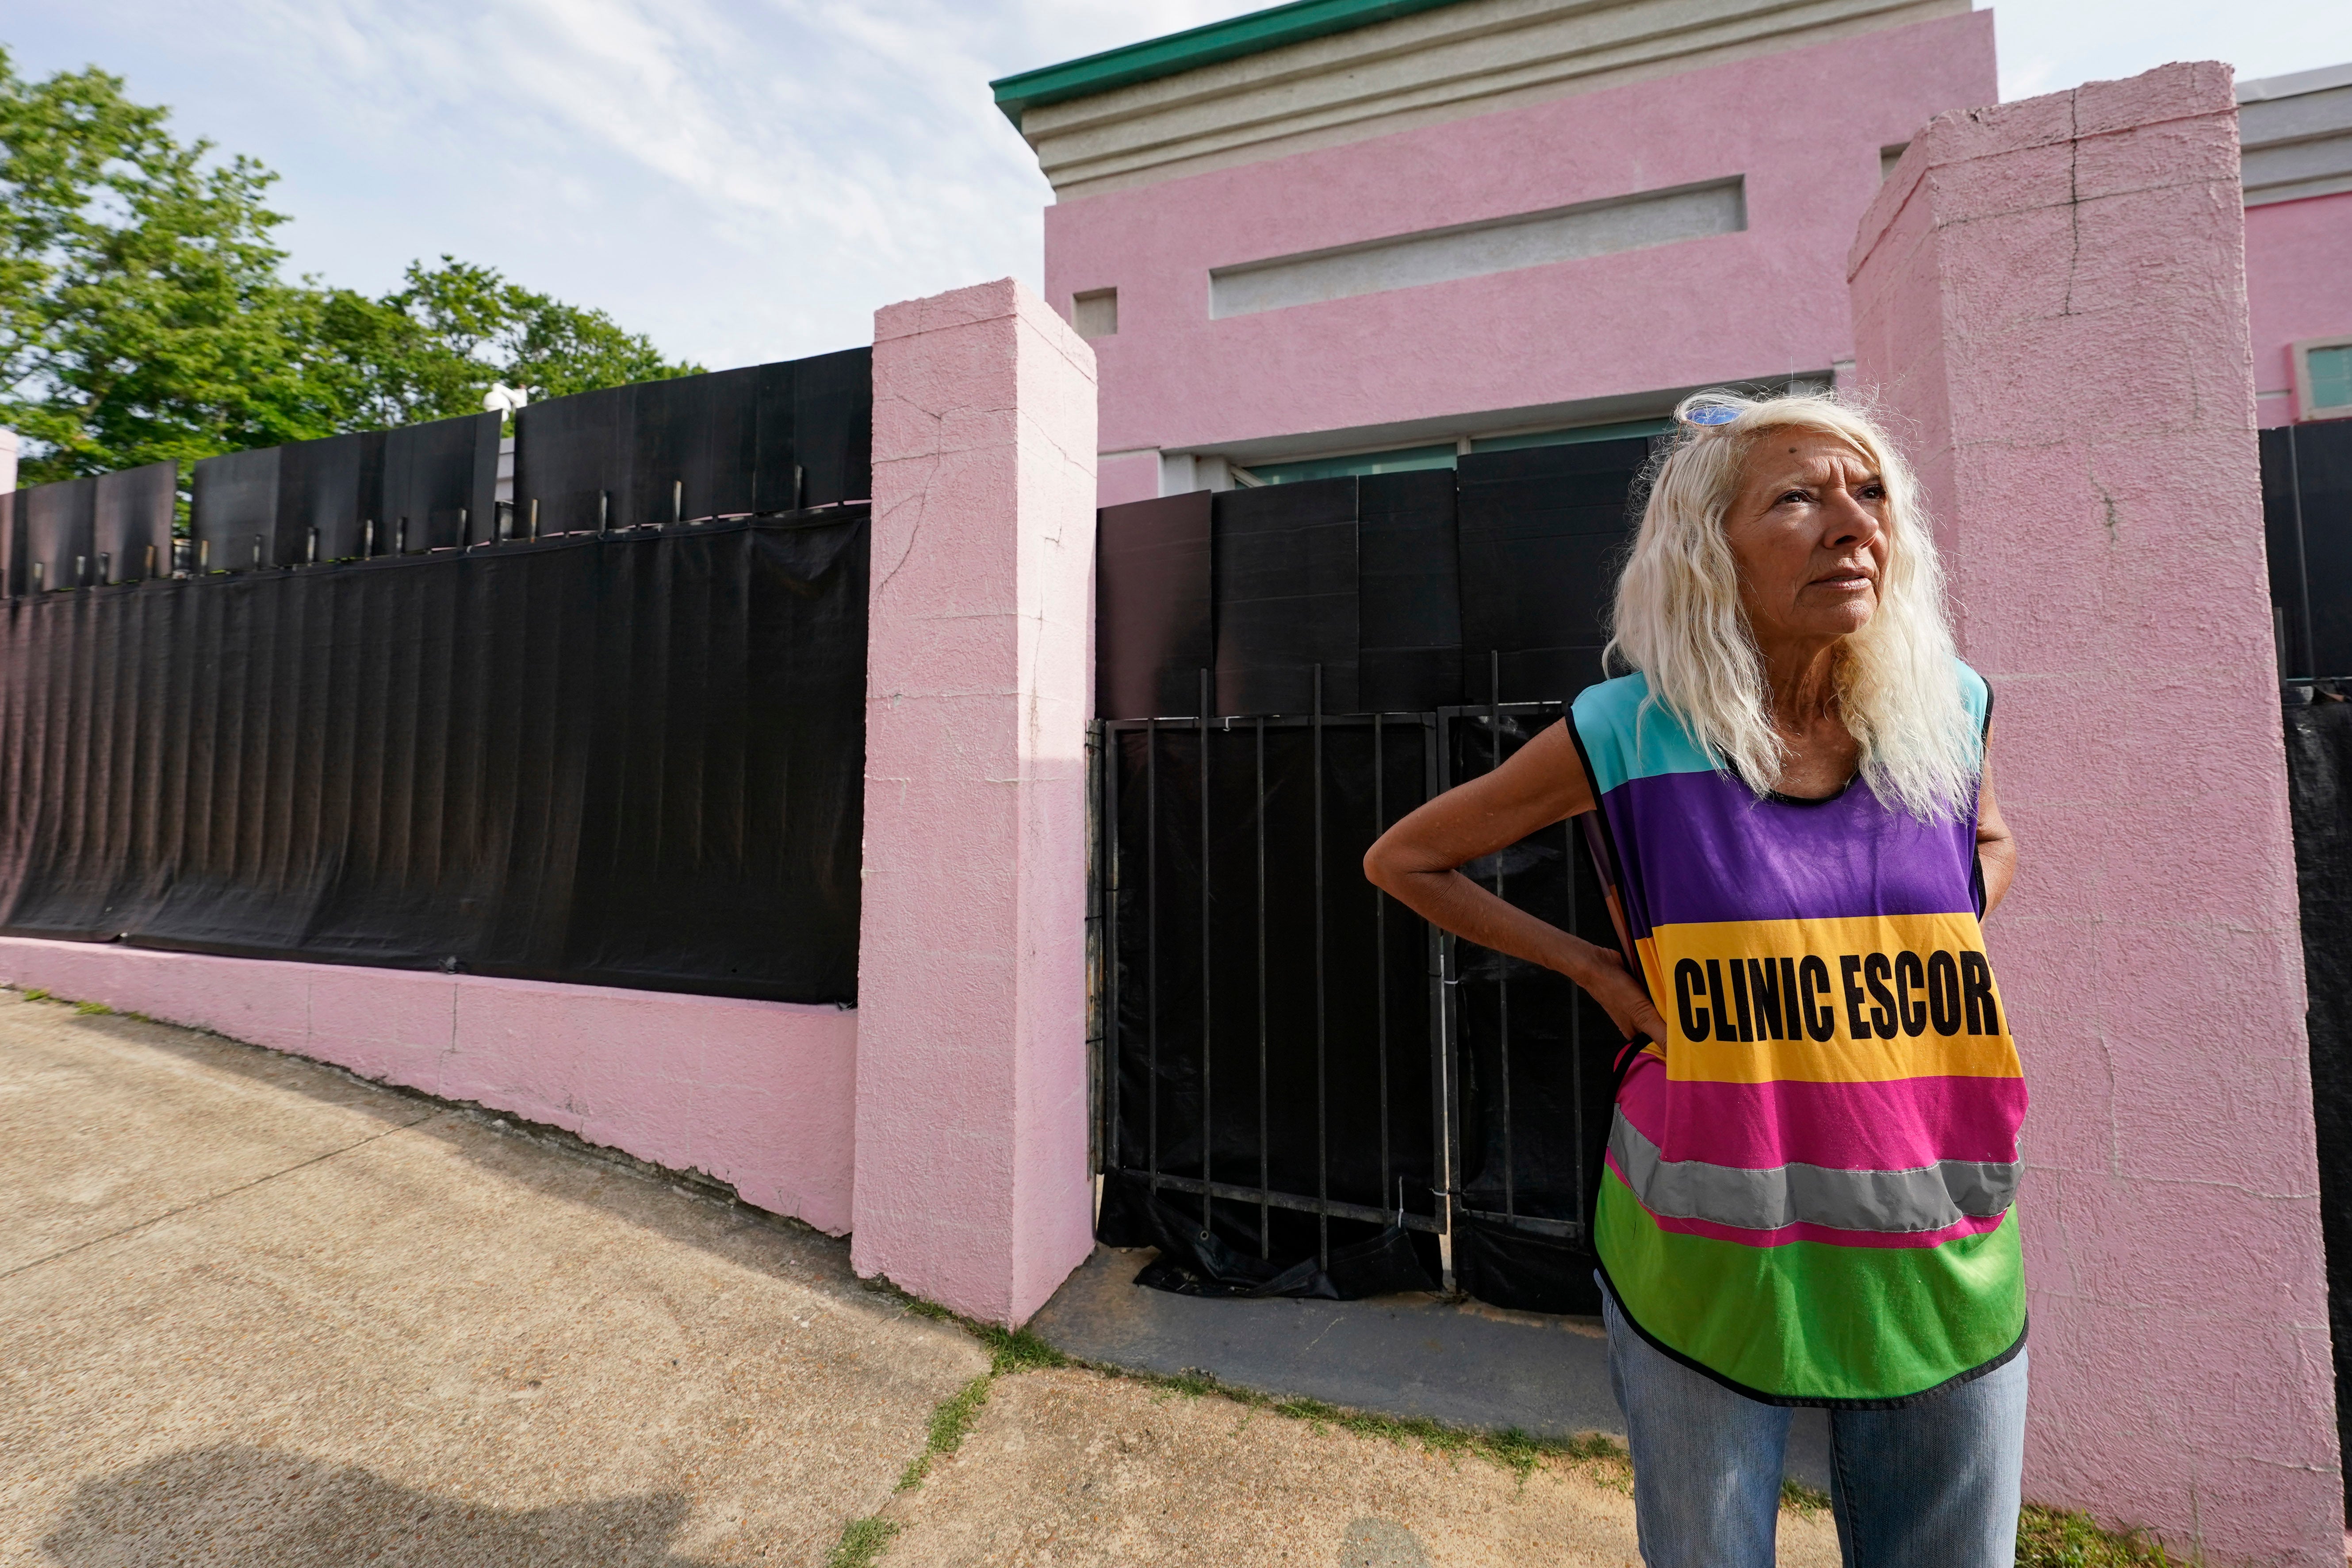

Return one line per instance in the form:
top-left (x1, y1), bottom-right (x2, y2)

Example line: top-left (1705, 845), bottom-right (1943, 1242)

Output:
top-left (1571, 943), bottom-right (1671, 1046)
top-left (1365, 720), bottom-right (1669, 1046)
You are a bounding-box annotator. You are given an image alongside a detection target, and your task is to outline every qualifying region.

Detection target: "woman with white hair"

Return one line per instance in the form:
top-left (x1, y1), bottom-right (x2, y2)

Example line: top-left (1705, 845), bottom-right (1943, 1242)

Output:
top-left (1366, 392), bottom-right (2026, 1568)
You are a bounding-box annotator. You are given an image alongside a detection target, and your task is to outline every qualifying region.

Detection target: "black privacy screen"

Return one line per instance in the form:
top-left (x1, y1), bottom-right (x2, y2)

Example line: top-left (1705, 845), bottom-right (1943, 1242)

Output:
top-left (1095, 714), bottom-right (1445, 1297)
top-left (514, 347), bottom-right (873, 533)
top-left (6, 467), bottom-right (175, 592)
top-left (2286, 696), bottom-right (2352, 1497)
top-left (93, 463), bottom-right (178, 583)
top-left (2267, 418), bottom-right (2352, 680)
top-left (0, 517), bottom-right (869, 1003)
top-left (1092, 437), bottom-right (1656, 1311)
top-left (191, 413), bottom-right (501, 568)
top-left (1094, 437), bottom-right (1651, 721)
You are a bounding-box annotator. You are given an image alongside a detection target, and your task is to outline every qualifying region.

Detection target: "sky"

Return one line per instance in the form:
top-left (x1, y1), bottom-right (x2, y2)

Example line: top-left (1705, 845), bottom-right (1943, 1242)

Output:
top-left (9, 0), bottom-right (2349, 375)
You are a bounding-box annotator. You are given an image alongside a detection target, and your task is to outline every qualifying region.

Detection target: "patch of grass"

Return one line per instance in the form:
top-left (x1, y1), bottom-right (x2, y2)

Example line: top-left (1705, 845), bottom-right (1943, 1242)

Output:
top-left (1095, 1361), bottom-right (1631, 1489)
top-left (825, 1515), bottom-right (901, 1568)
top-left (976, 1323), bottom-right (1068, 1376)
top-left (2016, 1504), bottom-right (2180, 1566)
top-left (1781, 1477), bottom-right (1831, 1515)
top-left (73, 1001), bottom-right (112, 1016)
top-left (21, 988), bottom-right (49, 1001)
top-left (896, 1373), bottom-right (995, 1491)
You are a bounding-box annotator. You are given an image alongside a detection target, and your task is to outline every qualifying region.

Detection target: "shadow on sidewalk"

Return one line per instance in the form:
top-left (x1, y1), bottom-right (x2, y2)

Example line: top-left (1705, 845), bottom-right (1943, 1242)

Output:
top-left (42, 1445), bottom-right (727, 1567)
top-left (33, 1004), bottom-right (874, 1309)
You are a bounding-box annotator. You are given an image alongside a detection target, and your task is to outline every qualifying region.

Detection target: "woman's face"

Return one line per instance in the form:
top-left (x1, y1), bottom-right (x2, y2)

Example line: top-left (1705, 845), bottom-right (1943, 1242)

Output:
top-left (1723, 430), bottom-right (1890, 649)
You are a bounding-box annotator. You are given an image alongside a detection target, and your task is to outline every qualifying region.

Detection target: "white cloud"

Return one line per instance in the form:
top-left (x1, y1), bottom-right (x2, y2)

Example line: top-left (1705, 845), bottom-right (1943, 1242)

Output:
top-left (1980, 0), bottom-right (2352, 99)
top-left (11, 0), bottom-right (1263, 368)
top-left (12, 2), bottom-right (2347, 371)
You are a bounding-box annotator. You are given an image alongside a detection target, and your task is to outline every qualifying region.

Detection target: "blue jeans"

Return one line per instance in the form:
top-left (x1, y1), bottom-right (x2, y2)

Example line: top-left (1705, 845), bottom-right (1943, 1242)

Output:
top-left (1600, 1280), bottom-right (2026, 1568)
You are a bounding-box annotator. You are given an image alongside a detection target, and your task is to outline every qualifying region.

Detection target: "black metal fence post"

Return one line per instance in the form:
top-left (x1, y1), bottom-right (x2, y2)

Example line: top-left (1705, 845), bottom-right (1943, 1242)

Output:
top-left (1199, 670), bottom-right (1213, 1236)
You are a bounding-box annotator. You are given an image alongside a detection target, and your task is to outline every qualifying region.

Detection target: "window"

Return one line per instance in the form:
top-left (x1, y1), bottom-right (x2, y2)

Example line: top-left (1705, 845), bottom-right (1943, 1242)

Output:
top-left (1228, 418), bottom-right (1676, 486)
top-left (1237, 443), bottom-right (1458, 486)
top-left (1207, 177), bottom-right (1745, 319)
top-left (1072, 288), bottom-right (1118, 339)
top-left (2299, 337), bottom-right (2352, 420)
top-left (1471, 417), bottom-right (1672, 453)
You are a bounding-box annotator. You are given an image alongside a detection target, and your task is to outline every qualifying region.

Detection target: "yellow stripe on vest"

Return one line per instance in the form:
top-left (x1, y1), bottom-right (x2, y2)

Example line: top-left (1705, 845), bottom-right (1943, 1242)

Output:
top-left (1651, 912), bottom-right (2021, 1085)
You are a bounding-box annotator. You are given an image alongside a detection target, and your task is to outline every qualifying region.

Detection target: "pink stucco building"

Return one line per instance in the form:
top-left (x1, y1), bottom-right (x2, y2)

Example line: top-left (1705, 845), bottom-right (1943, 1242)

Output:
top-left (1, 9), bottom-right (2342, 1566)
top-left (992, 0), bottom-right (2352, 500)
top-left (990, 4), bottom-right (2352, 1562)
top-left (2241, 62), bottom-right (2352, 426)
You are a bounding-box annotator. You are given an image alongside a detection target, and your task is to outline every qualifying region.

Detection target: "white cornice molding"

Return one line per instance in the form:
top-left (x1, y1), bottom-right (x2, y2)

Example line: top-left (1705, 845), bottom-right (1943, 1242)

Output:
top-left (1023, 0), bottom-right (1966, 201)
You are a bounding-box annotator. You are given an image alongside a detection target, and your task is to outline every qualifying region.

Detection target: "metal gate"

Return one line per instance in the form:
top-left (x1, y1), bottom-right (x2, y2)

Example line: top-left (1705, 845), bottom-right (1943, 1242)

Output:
top-left (1092, 679), bottom-right (1632, 1311)
top-left (1088, 441), bottom-right (1653, 1312)
top-left (1095, 693), bottom-right (1447, 1281)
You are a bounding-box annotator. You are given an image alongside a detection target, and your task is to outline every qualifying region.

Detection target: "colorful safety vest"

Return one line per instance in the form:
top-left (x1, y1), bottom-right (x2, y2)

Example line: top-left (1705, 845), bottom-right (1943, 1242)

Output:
top-left (1570, 664), bottom-right (2026, 1406)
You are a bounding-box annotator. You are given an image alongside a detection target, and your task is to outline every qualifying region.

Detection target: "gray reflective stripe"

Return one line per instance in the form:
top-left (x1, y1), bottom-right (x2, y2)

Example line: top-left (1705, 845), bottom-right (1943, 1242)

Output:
top-left (1609, 1113), bottom-right (2018, 1236)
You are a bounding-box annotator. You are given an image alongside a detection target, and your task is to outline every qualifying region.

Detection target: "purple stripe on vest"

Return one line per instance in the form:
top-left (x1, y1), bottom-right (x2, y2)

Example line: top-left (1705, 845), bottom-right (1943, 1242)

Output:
top-left (1617, 1056), bottom-right (2026, 1171)
top-left (1601, 767), bottom-right (1978, 931)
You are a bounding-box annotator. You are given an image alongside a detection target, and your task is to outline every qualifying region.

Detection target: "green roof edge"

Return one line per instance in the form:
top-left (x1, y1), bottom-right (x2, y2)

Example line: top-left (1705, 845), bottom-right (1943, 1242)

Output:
top-left (990, 0), bottom-right (1471, 129)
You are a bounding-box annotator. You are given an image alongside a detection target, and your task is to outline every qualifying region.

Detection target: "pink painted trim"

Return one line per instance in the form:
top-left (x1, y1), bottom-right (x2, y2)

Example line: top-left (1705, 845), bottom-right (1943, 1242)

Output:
top-left (0, 936), bottom-right (858, 1234)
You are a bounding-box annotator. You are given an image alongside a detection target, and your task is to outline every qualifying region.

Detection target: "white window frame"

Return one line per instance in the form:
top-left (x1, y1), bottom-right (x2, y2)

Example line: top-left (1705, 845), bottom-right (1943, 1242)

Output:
top-left (2293, 334), bottom-right (2352, 422)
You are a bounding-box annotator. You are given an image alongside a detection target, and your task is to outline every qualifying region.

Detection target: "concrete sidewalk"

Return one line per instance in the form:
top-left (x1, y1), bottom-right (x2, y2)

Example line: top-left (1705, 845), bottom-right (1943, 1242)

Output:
top-left (0, 988), bottom-right (1840, 1566)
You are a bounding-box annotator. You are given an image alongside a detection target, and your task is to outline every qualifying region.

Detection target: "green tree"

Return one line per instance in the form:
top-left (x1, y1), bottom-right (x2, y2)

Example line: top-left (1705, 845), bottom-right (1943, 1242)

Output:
top-left (0, 49), bottom-right (698, 485)
top-left (309, 257), bottom-right (699, 431)
top-left (0, 49), bottom-right (326, 482)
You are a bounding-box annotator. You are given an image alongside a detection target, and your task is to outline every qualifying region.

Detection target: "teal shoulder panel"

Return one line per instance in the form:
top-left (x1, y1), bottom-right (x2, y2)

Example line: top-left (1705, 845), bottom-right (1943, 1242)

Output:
top-left (1954, 658), bottom-right (1990, 732)
top-left (1571, 673), bottom-right (1716, 796)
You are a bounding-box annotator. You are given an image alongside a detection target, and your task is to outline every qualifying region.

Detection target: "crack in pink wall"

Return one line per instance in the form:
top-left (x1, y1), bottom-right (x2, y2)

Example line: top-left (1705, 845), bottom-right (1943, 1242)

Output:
top-left (1851, 61), bottom-right (2341, 1565)
top-left (850, 278), bottom-right (1100, 1326)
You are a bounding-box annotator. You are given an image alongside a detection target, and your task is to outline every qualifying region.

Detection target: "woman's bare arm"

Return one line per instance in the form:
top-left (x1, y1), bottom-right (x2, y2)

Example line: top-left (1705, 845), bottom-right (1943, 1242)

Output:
top-left (1976, 726), bottom-right (2017, 915)
top-left (1363, 720), bottom-right (1670, 1043)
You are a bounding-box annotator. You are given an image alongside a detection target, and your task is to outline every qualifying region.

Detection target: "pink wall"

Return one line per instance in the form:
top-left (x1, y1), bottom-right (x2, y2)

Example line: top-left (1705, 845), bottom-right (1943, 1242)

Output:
top-left (0, 277), bottom-right (1107, 1330)
top-left (1097, 450), bottom-right (1159, 508)
top-left (2246, 190), bottom-right (2352, 425)
top-left (1851, 64), bottom-right (2339, 1564)
top-left (1048, 10), bottom-right (1995, 483)
top-left (0, 936), bottom-right (858, 1232)
top-left (851, 278), bottom-right (1099, 1327)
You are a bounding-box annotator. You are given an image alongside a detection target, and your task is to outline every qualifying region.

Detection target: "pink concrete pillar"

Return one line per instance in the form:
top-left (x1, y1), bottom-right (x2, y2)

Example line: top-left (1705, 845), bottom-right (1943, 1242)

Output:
top-left (1851, 65), bottom-right (2339, 1563)
top-left (851, 278), bottom-right (1099, 1326)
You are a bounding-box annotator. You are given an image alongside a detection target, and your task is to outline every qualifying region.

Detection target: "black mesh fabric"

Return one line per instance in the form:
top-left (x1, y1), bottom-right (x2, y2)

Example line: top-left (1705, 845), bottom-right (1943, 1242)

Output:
top-left (0, 517), bottom-right (868, 1003)
top-left (23, 476), bottom-right (99, 589)
top-left (2286, 693), bottom-right (2352, 1513)
top-left (2265, 420), bottom-right (2352, 679)
top-left (1444, 706), bottom-right (1624, 1299)
top-left (1455, 437), bottom-right (1652, 703)
top-left (1096, 493), bottom-right (1213, 720)
top-left (1101, 716), bottom-right (1443, 1295)
top-left (1213, 478), bottom-right (1361, 716)
top-left (0, 491), bottom-right (18, 597)
top-left (93, 463), bottom-right (178, 583)
top-left (190, 445), bottom-right (284, 571)
top-left (1094, 448), bottom-right (1654, 1313)
top-left (275, 433), bottom-right (383, 563)
top-left (513, 349), bottom-right (872, 536)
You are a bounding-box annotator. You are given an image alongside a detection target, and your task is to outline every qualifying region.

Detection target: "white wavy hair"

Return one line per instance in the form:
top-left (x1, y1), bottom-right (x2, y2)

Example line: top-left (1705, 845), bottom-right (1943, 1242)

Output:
top-left (1604, 389), bottom-right (1980, 820)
